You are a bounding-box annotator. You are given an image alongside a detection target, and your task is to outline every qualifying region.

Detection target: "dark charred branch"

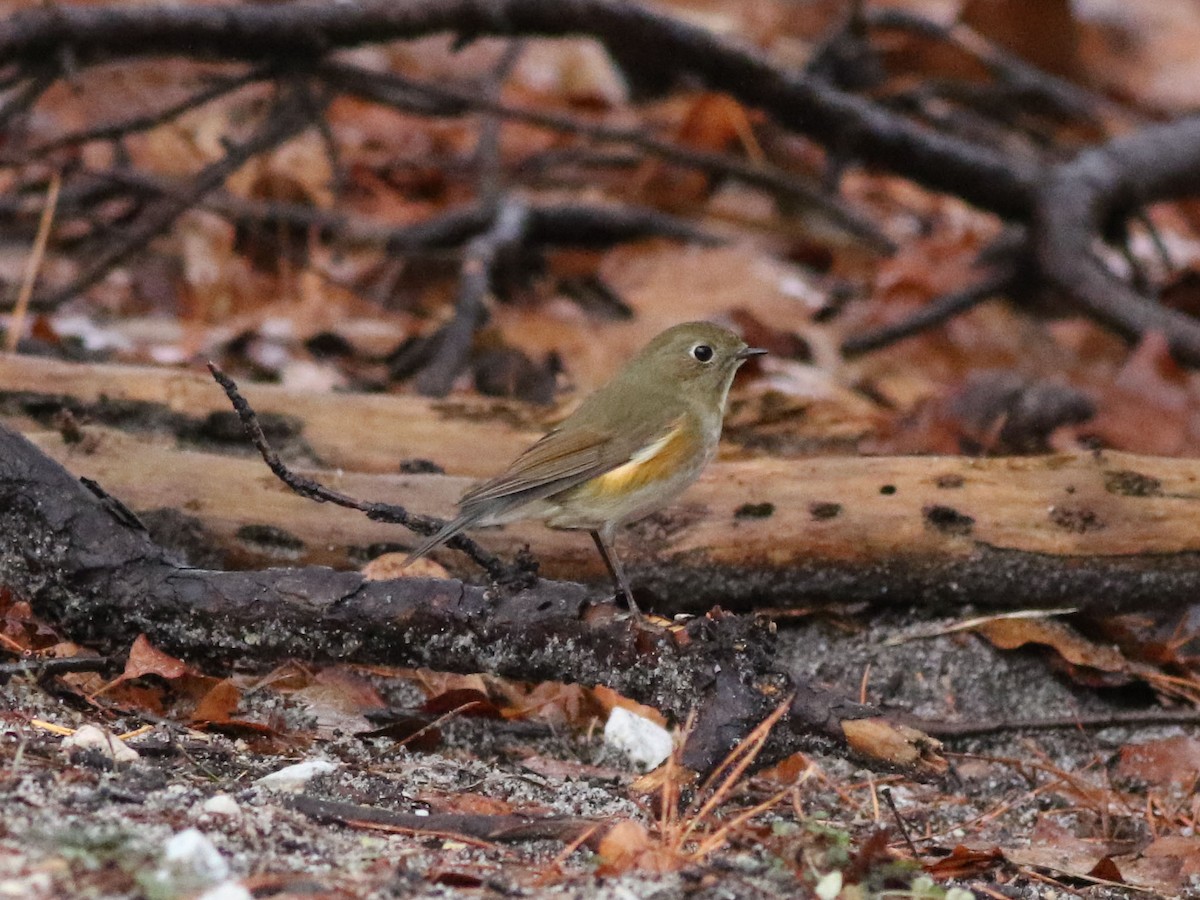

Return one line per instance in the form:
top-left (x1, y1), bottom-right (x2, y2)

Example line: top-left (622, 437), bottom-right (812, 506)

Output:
top-left (0, 0), bottom-right (1039, 217)
top-left (1034, 115), bottom-right (1200, 366)
top-left (4, 1), bottom-right (1200, 361)
top-left (290, 796), bottom-right (601, 843)
top-left (841, 264), bottom-right (1017, 356)
top-left (1, 167), bottom-right (717, 256)
top-left (1, 66), bottom-right (272, 161)
top-left (317, 60), bottom-right (893, 252)
top-left (416, 196), bottom-right (531, 397)
top-left (0, 421), bottom-right (942, 775)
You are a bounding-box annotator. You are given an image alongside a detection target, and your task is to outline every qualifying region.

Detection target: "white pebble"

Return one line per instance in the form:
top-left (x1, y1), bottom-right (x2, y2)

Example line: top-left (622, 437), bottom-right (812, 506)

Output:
top-left (201, 794), bottom-right (241, 817)
top-left (814, 870), bottom-right (843, 900)
top-left (142, 828), bottom-right (230, 897)
top-left (197, 882), bottom-right (253, 900)
top-left (255, 759), bottom-right (337, 792)
top-left (164, 829), bottom-right (229, 881)
top-left (62, 725), bottom-right (139, 763)
top-left (603, 707), bottom-right (673, 771)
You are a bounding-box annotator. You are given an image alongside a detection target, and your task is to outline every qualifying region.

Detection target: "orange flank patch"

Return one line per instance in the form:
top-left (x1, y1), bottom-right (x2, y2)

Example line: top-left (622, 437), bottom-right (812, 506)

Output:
top-left (584, 419), bottom-right (697, 497)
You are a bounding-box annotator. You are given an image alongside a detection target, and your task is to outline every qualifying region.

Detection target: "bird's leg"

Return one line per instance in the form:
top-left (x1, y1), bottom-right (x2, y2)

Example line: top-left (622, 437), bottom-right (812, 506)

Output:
top-left (590, 529), bottom-right (643, 621)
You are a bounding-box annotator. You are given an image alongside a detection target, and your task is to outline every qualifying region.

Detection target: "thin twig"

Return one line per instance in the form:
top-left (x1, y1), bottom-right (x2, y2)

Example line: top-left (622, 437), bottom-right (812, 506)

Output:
top-left (415, 196), bottom-right (532, 397)
top-left (841, 266), bottom-right (1016, 356)
top-left (5, 171), bottom-right (59, 352)
top-left (867, 9), bottom-right (1126, 126)
top-left (475, 41), bottom-right (525, 205)
top-left (881, 607), bottom-right (1078, 646)
top-left (47, 168), bottom-right (718, 253)
top-left (291, 795), bottom-right (599, 844)
top-left (205, 362), bottom-right (523, 585)
top-left (880, 787), bottom-right (920, 860)
top-left (914, 707), bottom-right (1200, 738)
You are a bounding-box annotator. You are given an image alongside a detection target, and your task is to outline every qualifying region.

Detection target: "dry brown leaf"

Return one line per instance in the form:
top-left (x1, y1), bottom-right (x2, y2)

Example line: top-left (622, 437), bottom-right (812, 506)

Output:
top-left (1002, 817), bottom-right (1124, 883)
top-left (422, 688), bottom-right (502, 719)
top-left (639, 93), bottom-right (761, 209)
top-left (591, 685), bottom-right (667, 728)
top-left (596, 820), bottom-right (680, 875)
top-left (1116, 735), bottom-right (1200, 789)
top-left (1085, 331), bottom-right (1195, 456)
top-left (974, 618), bottom-right (1133, 684)
top-left (292, 667), bottom-right (387, 737)
top-left (513, 37), bottom-right (628, 107)
top-left (841, 718), bottom-right (946, 772)
top-left (962, 0), bottom-right (1081, 78)
top-left (519, 753), bottom-right (628, 783)
top-left (191, 679), bottom-right (241, 724)
top-left (925, 844), bottom-right (1004, 880)
top-left (117, 634), bottom-right (192, 683)
top-left (427, 792), bottom-right (518, 817)
top-left (362, 553), bottom-right (448, 581)
top-left (1142, 834), bottom-right (1200, 867)
top-left (753, 752), bottom-right (813, 786)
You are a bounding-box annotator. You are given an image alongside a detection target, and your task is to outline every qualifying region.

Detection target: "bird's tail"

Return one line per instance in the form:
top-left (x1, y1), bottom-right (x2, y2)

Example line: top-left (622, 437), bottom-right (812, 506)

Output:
top-left (402, 513), bottom-right (479, 568)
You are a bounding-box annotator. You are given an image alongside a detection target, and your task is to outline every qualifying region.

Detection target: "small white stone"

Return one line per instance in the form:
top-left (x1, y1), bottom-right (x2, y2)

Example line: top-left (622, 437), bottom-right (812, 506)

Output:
top-left (603, 707), bottom-right (673, 771)
top-left (142, 828), bottom-right (231, 898)
top-left (814, 870), bottom-right (842, 900)
top-left (255, 759), bottom-right (337, 792)
top-left (62, 725), bottom-right (139, 763)
top-left (201, 794), bottom-right (241, 817)
top-left (164, 829), bottom-right (229, 880)
top-left (0, 873), bottom-right (53, 898)
top-left (196, 881), bottom-right (253, 900)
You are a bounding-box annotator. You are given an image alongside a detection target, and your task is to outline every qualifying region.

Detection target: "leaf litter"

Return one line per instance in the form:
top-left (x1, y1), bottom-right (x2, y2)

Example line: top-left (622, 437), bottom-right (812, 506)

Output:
top-left (5, 0), bottom-right (1200, 896)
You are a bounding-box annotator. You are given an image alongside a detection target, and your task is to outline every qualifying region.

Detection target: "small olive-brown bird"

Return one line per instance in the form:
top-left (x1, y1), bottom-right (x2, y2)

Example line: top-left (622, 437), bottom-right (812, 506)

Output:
top-left (404, 322), bottom-right (765, 617)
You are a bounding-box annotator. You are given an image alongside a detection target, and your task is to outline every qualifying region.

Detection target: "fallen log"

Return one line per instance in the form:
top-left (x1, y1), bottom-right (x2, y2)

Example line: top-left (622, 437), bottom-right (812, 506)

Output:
top-left (0, 352), bottom-right (543, 477)
top-left (18, 420), bottom-right (1200, 614)
top-left (0, 421), bottom-right (941, 775)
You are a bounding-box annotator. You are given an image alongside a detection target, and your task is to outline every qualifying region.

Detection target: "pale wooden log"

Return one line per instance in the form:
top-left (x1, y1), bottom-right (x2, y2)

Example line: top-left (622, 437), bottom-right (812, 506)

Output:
top-left (0, 352), bottom-right (543, 476)
top-left (23, 425), bottom-right (1200, 613)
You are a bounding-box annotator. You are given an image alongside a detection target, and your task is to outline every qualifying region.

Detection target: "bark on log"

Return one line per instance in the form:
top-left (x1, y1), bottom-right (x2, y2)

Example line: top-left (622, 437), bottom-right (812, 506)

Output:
top-left (0, 421), bottom-right (940, 775)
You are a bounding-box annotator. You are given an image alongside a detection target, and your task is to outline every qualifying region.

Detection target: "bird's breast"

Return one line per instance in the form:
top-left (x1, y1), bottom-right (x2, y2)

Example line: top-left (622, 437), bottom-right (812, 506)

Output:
top-left (546, 415), bottom-right (718, 528)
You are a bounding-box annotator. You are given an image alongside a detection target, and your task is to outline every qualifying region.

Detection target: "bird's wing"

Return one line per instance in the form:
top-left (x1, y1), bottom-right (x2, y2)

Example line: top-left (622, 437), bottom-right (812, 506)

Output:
top-left (459, 414), bottom-right (682, 513)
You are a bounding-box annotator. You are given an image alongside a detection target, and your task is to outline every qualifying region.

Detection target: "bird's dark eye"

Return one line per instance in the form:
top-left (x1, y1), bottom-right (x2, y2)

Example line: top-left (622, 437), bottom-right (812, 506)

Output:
top-left (691, 344), bottom-right (714, 363)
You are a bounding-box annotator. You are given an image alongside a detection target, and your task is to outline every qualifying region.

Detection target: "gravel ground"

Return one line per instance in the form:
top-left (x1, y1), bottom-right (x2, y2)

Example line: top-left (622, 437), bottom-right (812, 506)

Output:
top-left (0, 608), bottom-right (1193, 899)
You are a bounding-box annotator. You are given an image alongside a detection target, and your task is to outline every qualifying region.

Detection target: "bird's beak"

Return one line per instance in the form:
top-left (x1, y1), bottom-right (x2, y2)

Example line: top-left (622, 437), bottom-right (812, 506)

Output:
top-left (735, 346), bottom-right (768, 360)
